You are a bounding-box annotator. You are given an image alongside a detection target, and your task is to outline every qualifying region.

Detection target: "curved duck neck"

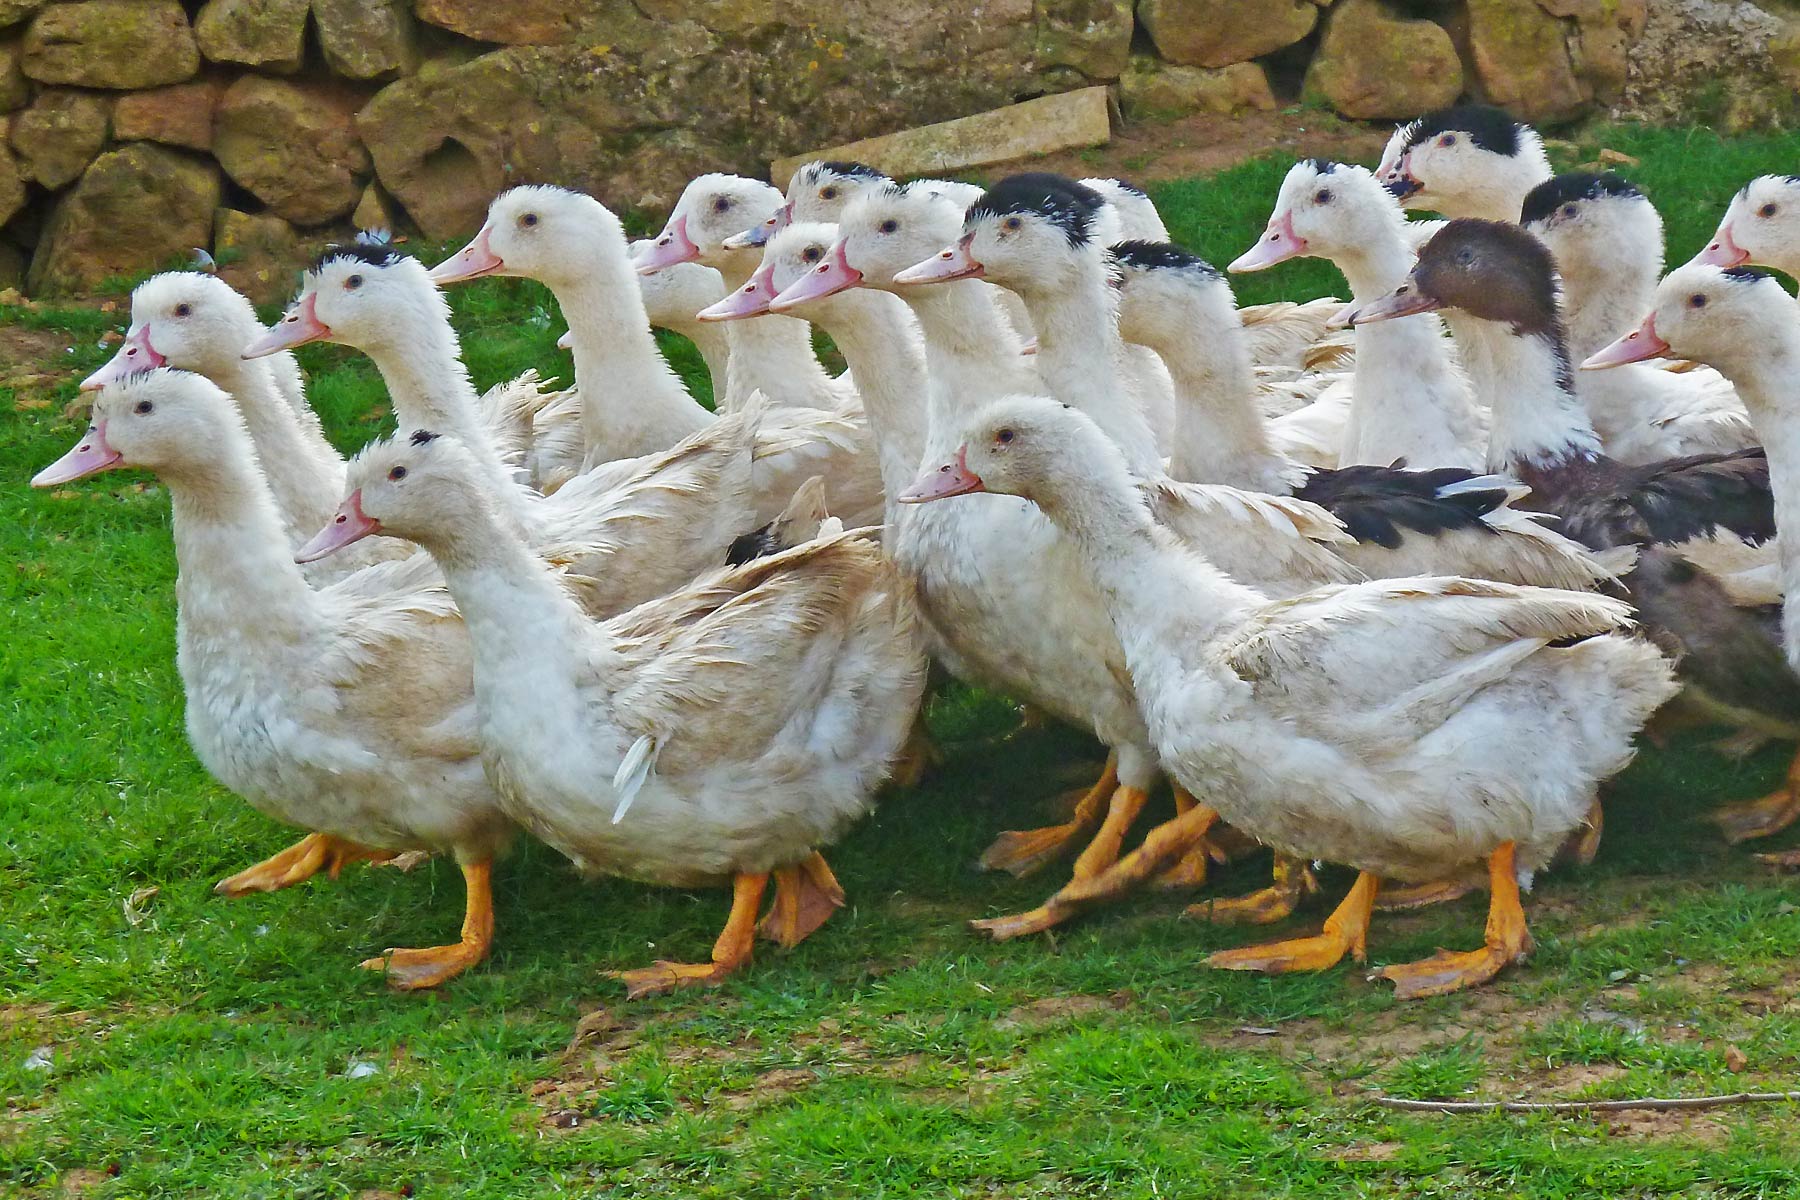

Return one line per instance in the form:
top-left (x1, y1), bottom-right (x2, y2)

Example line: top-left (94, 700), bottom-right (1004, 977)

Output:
top-left (722, 312), bottom-right (840, 412)
top-left (896, 279), bottom-right (1033, 455)
top-left (1464, 317), bottom-right (1603, 477)
top-left (206, 351), bottom-right (346, 539)
top-left (807, 291), bottom-right (929, 501)
top-left (1143, 320), bottom-right (1291, 492)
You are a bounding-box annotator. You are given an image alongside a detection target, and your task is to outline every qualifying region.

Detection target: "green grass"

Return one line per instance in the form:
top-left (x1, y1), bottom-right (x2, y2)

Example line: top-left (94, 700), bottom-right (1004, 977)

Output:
top-left (8, 125), bottom-right (1800, 1198)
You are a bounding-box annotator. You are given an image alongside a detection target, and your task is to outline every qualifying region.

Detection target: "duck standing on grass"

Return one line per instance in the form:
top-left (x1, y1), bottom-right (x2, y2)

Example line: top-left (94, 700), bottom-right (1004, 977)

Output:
top-left (298, 428), bottom-right (927, 996)
top-left (900, 395), bottom-right (1677, 997)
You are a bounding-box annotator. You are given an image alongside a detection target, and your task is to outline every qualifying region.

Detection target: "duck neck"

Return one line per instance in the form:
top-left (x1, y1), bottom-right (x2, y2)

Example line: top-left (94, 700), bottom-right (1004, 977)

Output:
top-left (1330, 224), bottom-right (1414, 301)
top-left (206, 351), bottom-right (345, 539)
top-left (1470, 318), bottom-right (1603, 476)
top-left (662, 316), bottom-right (733, 399)
top-left (897, 280), bottom-right (1030, 453)
top-left (810, 292), bottom-right (929, 499)
top-left (1559, 251), bottom-right (1659, 364)
top-left (722, 312), bottom-right (840, 412)
top-left (1018, 260), bottom-right (1164, 478)
top-left (1717, 337), bottom-right (1800, 663)
top-left (551, 266), bottom-right (712, 461)
top-left (359, 313), bottom-right (504, 475)
top-left (1146, 324), bottom-right (1291, 491)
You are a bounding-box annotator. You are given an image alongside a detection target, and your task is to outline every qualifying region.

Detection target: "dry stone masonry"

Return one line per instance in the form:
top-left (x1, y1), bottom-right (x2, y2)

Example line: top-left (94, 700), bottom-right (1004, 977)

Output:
top-left (0, 0), bottom-right (1793, 294)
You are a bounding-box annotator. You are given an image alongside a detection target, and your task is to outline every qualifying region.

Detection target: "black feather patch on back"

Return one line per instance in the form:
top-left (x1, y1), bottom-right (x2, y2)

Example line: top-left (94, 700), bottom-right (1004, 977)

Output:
top-left (1401, 104), bottom-right (1524, 156)
top-left (967, 173), bottom-right (1106, 246)
top-left (1107, 239), bottom-right (1221, 277)
top-left (1292, 465), bottom-right (1508, 550)
top-left (310, 241), bottom-right (405, 274)
top-left (725, 522), bottom-right (778, 566)
top-left (1520, 172), bottom-right (1642, 225)
top-left (1531, 448), bottom-right (1775, 550)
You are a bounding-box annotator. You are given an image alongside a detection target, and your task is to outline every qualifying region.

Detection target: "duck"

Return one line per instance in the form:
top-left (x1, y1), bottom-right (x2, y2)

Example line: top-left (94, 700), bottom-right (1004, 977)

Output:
top-left (634, 172), bottom-right (859, 414)
top-left (32, 368), bottom-right (514, 989)
top-left (428, 185), bottom-right (886, 528)
top-left (1377, 103), bottom-right (1552, 225)
top-left (297, 426), bottom-right (928, 996)
top-left (765, 204), bottom-right (1373, 933)
top-left (1342, 219), bottom-right (1800, 847)
top-left (1691, 174), bottom-right (1800, 277)
top-left (245, 243), bottom-right (768, 618)
top-left (1113, 237), bottom-right (1626, 593)
top-left (1229, 158), bottom-right (1487, 469)
top-left (1584, 261), bottom-right (1800, 862)
top-left (1520, 172), bottom-right (1756, 461)
top-left (629, 245), bottom-right (732, 401)
top-left (899, 393), bottom-right (1678, 998)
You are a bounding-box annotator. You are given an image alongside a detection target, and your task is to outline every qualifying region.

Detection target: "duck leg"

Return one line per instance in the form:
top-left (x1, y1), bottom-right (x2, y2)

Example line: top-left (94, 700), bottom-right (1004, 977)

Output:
top-left (969, 801), bottom-right (1220, 941)
top-left (977, 752), bottom-right (1117, 877)
top-left (613, 872), bottom-right (767, 999)
top-left (1187, 854), bottom-right (1318, 926)
top-left (1151, 786), bottom-right (1227, 890)
top-left (887, 715), bottom-right (940, 791)
top-left (214, 832), bottom-right (398, 896)
top-left (1711, 749), bottom-right (1800, 844)
top-left (1373, 842), bottom-right (1532, 1000)
top-left (1205, 870), bottom-right (1378, 975)
top-left (758, 853), bottom-right (846, 949)
top-left (1556, 796), bottom-right (1605, 867)
top-left (361, 858), bottom-right (495, 990)
top-left (1374, 875), bottom-right (1479, 911)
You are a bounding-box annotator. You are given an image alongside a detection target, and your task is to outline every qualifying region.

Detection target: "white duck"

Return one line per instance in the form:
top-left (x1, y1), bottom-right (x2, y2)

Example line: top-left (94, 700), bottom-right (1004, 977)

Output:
top-left (629, 244), bottom-right (732, 400)
top-left (428, 186), bottom-right (885, 528)
top-left (1229, 159), bottom-right (1487, 469)
top-left (1377, 103), bottom-right (1552, 225)
top-left (1691, 174), bottom-right (1800, 278)
top-left (771, 208), bottom-right (1384, 936)
top-left (298, 427), bottom-right (927, 996)
top-left (33, 369), bottom-right (513, 989)
top-left (1521, 172), bottom-right (1755, 461)
top-left (901, 394), bottom-right (1676, 998)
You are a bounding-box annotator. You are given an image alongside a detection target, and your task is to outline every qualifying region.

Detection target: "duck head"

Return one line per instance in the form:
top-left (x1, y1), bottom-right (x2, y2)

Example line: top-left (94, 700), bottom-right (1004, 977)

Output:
top-left (35, 368), bottom-right (233, 488)
top-left (1336, 218), bottom-right (1561, 335)
top-left (1693, 175), bottom-right (1800, 274)
top-left (246, 244), bottom-right (438, 359)
top-left (1584, 263), bottom-right (1795, 377)
top-left (297, 428), bottom-right (493, 562)
top-left (1376, 104), bottom-right (1550, 220)
top-left (84, 272), bottom-right (268, 390)
top-left (896, 173), bottom-right (1105, 296)
top-left (638, 173), bottom-right (783, 277)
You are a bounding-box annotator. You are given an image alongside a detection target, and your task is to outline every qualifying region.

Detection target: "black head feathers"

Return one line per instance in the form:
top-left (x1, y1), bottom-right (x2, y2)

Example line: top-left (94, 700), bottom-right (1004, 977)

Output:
top-left (409, 429), bottom-right (440, 446)
top-left (310, 241), bottom-right (405, 274)
top-left (1722, 264), bottom-right (1777, 283)
top-left (1400, 104), bottom-right (1525, 157)
top-left (1108, 240), bottom-right (1221, 278)
top-left (1302, 158), bottom-right (1340, 176)
top-left (967, 173), bottom-right (1106, 246)
top-left (1520, 172), bottom-right (1642, 225)
top-left (815, 160), bottom-right (886, 182)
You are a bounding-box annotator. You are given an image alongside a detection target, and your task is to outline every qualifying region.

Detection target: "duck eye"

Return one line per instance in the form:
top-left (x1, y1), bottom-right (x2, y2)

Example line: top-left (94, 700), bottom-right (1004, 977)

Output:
top-left (1561, 204), bottom-right (1578, 219)
top-left (1455, 248), bottom-right (1475, 266)
top-left (521, 212), bottom-right (539, 227)
top-left (802, 247), bottom-right (821, 263)
top-left (1004, 216), bottom-right (1023, 231)
top-left (173, 303), bottom-right (192, 317)
top-left (1439, 133), bottom-right (1457, 147)
top-left (880, 219), bottom-right (899, 234)
top-left (995, 427), bottom-right (1015, 445)
top-left (345, 274), bottom-right (363, 290)
top-left (1314, 189), bottom-right (1332, 205)
top-left (713, 196), bottom-right (732, 214)
top-left (1689, 293), bottom-right (1708, 309)
top-left (1761, 203), bottom-right (1779, 218)
top-left (821, 186), bottom-right (838, 200)
top-left (134, 400), bottom-right (153, 415)
top-left (388, 465), bottom-right (408, 481)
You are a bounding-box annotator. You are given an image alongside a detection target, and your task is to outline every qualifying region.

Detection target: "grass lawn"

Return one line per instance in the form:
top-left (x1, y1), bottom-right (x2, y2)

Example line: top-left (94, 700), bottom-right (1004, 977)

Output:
top-left (6, 122), bottom-right (1800, 1198)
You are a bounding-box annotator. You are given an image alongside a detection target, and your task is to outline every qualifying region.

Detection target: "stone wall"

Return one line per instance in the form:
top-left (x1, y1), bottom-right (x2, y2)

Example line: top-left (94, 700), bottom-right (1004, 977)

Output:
top-left (0, 0), bottom-right (1795, 297)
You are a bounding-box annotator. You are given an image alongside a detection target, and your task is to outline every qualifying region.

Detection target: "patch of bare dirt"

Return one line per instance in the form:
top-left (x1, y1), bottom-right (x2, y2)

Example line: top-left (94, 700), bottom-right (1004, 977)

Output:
top-left (993, 992), bottom-right (1126, 1031)
top-left (1598, 1109), bottom-right (1730, 1145)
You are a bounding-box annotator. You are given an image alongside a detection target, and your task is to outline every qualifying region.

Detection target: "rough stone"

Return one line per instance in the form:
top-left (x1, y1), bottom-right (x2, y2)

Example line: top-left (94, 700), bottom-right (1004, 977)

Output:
top-left (1466, 0), bottom-right (1588, 123)
top-left (1619, 0), bottom-right (1799, 131)
top-left (1550, 0), bottom-right (1646, 105)
top-left (770, 86), bottom-right (1111, 188)
top-left (1304, 0), bottom-right (1463, 120)
top-left (0, 2), bottom-right (45, 29)
top-left (1119, 55), bottom-right (1275, 118)
top-left (1035, 0), bottom-right (1133, 79)
top-left (22, 0), bottom-right (198, 88)
top-left (413, 0), bottom-right (590, 44)
top-left (351, 181), bottom-right (399, 233)
top-left (214, 76), bottom-right (370, 225)
top-left (112, 80), bottom-right (218, 151)
top-left (0, 36), bottom-right (27, 111)
top-left (1137, 0), bottom-right (1318, 69)
top-left (0, 239), bottom-right (23, 290)
top-left (28, 143), bottom-right (220, 293)
top-left (0, 142), bottom-right (23, 226)
top-left (314, 0), bottom-right (417, 80)
top-left (193, 0), bottom-right (307, 73)
top-left (213, 206), bottom-right (298, 304)
top-left (9, 88), bottom-right (107, 187)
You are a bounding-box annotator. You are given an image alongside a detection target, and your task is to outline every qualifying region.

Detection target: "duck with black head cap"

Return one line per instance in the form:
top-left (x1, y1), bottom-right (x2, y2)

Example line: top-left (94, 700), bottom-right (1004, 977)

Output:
top-left (1376, 103), bottom-right (1553, 224)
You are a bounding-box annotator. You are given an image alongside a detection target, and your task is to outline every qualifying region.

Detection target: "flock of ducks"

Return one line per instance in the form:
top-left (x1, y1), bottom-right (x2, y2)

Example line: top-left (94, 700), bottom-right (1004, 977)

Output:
top-left (29, 103), bottom-right (1800, 1001)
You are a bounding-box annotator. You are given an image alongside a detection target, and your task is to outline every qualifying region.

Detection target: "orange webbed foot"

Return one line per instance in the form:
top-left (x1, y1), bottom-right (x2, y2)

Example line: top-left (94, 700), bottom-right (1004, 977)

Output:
top-left (613, 872), bottom-right (766, 1000)
top-left (1712, 749), bottom-right (1800, 844)
top-left (758, 853), bottom-right (845, 949)
top-left (1205, 871), bottom-right (1377, 976)
top-left (1373, 843), bottom-right (1532, 1000)
top-left (1187, 855), bottom-right (1317, 926)
top-left (977, 754), bottom-right (1119, 877)
top-left (215, 833), bottom-right (397, 896)
top-left (360, 858), bottom-right (494, 991)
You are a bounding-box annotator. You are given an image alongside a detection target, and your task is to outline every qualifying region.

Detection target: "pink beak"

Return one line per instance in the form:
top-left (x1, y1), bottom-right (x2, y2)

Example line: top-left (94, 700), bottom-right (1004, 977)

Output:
top-left (1693, 221), bottom-right (1750, 270)
top-left (556, 328), bottom-right (572, 350)
top-left (769, 240), bottom-right (864, 311)
top-left (724, 203), bottom-right (789, 251)
top-left (243, 292), bottom-right (329, 358)
top-left (81, 325), bottom-right (165, 391)
top-left (696, 262), bottom-right (776, 321)
top-left (1581, 313), bottom-right (1671, 370)
top-left (1229, 212), bottom-right (1307, 273)
top-left (294, 489), bottom-right (382, 562)
top-left (893, 234), bottom-right (984, 285)
top-left (1330, 281), bottom-right (1440, 328)
top-left (428, 224), bottom-right (505, 285)
top-left (636, 214), bottom-right (700, 275)
top-left (32, 420), bottom-right (123, 487)
top-left (898, 446), bottom-right (986, 504)
top-left (1382, 151), bottom-right (1422, 201)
